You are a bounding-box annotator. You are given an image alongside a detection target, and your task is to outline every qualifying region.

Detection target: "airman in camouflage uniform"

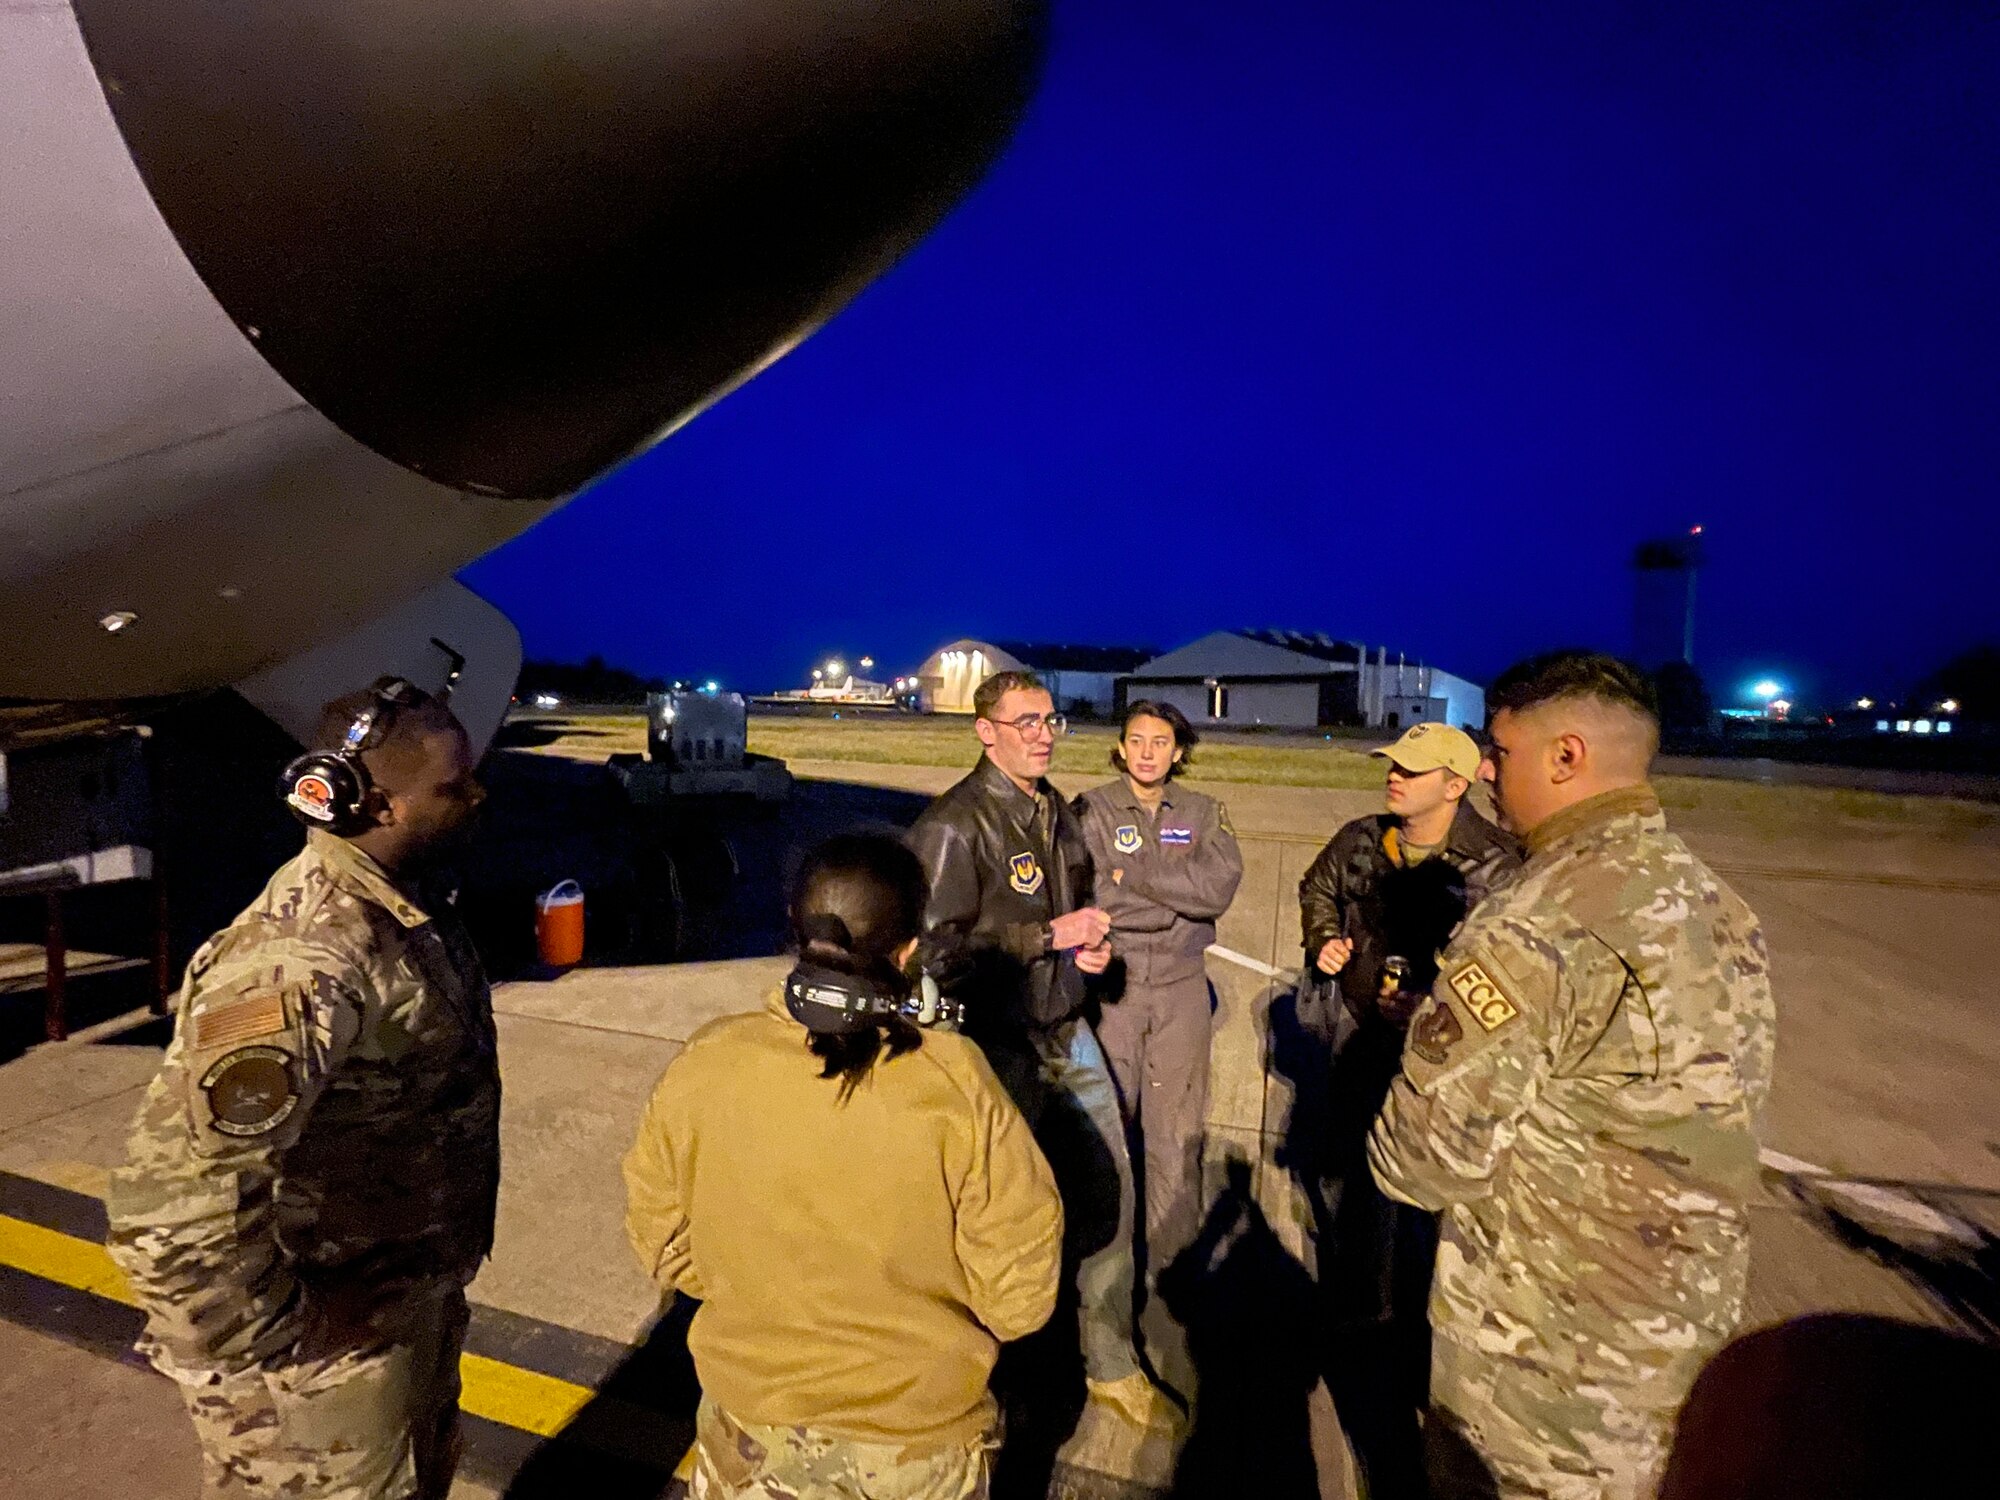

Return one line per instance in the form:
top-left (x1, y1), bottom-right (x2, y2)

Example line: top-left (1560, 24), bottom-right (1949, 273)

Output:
top-left (1368, 653), bottom-right (1775, 1500)
top-left (107, 681), bottom-right (498, 1500)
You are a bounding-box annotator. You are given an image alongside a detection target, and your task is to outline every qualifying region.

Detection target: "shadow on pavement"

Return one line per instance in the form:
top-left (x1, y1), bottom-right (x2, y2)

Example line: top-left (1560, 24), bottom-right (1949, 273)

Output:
top-left (503, 1295), bottom-right (699, 1500)
top-left (1782, 1175), bottom-right (2000, 1342)
top-left (1158, 1156), bottom-right (1323, 1500)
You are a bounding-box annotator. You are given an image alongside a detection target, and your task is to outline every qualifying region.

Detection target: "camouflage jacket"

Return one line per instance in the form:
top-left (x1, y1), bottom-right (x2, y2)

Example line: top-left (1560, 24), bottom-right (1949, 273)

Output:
top-left (106, 831), bottom-right (501, 1377)
top-left (1368, 786), bottom-right (1774, 1396)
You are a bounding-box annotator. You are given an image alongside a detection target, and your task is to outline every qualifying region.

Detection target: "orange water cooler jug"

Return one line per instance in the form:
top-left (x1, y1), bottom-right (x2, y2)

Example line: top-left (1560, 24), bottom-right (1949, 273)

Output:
top-left (534, 880), bottom-right (585, 968)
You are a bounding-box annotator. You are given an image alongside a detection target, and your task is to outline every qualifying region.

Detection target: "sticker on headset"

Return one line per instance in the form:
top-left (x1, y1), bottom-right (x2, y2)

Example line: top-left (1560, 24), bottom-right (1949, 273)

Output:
top-left (1113, 825), bottom-right (1143, 855)
top-left (287, 773), bottom-right (338, 822)
top-left (1008, 851), bottom-right (1045, 896)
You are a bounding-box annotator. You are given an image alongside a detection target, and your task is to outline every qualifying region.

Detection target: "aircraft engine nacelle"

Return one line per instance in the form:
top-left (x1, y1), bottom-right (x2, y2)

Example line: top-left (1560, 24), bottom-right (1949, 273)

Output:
top-left (0, 0), bottom-right (1045, 700)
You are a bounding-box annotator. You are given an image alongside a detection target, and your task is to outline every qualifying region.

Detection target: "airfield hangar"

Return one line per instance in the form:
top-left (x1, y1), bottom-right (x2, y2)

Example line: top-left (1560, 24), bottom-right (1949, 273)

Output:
top-left (916, 640), bottom-right (1156, 718)
top-left (1121, 629), bottom-right (1485, 732)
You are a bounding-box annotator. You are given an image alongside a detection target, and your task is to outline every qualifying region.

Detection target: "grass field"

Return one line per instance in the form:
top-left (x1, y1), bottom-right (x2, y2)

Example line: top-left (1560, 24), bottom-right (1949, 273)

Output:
top-left (512, 712), bottom-right (1999, 832)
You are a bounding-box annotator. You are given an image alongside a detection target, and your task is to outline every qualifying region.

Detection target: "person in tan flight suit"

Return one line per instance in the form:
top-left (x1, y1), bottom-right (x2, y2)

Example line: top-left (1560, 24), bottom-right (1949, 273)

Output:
top-left (624, 834), bottom-right (1062, 1499)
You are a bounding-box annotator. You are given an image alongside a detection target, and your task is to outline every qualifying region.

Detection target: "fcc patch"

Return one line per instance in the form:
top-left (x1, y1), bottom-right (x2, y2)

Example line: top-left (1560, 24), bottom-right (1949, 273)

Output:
top-left (1159, 826), bottom-right (1193, 847)
top-left (287, 773), bottom-right (337, 823)
top-left (199, 1046), bottom-right (299, 1137)
top-left (1008, 851), bottom-right (1045, 896)
top-left (1113, 825), bottom-right (1143, 855)
top-left (1409, 1000), bottom-right (1464, 1065)
top-left (1448, 961), bottom-right (1520, 1033)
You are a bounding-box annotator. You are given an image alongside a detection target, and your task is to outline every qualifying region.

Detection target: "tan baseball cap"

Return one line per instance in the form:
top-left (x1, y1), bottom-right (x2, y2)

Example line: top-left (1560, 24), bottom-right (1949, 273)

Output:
top-left (1370, 722), bottom-right (1482, 781)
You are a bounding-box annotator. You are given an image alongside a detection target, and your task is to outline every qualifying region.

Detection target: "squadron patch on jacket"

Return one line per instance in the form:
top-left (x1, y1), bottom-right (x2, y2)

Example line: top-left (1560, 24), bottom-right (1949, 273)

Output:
top-left (199, 1046), bottom-right (299, 1137)
top-left (1159, 826), bottom-right (1194, 847)
top-left (1113, 825), bottom-right (1143, 855)
top-left (1409, 999), bottom-right (1464, 1065)
top-left (1217, 802), bottom-right (1234, 836)
top-left (1008, 851), bottom-right (1045, 896)
top-left (1448, 961), bottom-right (1520, 1033)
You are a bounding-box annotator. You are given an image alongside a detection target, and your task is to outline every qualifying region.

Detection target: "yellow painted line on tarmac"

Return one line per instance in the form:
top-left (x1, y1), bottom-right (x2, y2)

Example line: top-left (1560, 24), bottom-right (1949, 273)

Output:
top-left (460, 1350), bottom-right (596, 1437)
top-left (0, 1212), bottom-right (595, 1438)
top-left (0, 1211), bottom-right (139, 1306)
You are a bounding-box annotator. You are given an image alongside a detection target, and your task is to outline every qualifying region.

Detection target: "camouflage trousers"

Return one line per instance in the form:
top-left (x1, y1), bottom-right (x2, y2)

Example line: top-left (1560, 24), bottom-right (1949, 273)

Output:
top-left (1426, 1337), bottom-right (1673, 1500)
top-left (688, 1398), bottom-right (999, 1500)
top-left (172, 1286), bottom-right (469, 1500)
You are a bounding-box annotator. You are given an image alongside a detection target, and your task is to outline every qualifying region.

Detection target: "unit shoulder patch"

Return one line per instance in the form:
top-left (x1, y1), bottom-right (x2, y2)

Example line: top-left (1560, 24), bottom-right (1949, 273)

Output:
top-left (1217, 802), bottom-right (1234, 836)
top-left (1448, 960), bottom-right (1520, 1033)
top-left (189, 992), bottom-right (289, 1051)
top-left (1007, 851), bottom-right (1045, 896)
top-left (1409, 999), bottom-right (1464, 1065)
top-left (1113, 825), bottom-right (1143, 855)
top-left (199, 1045), bottom-right (300, 1138)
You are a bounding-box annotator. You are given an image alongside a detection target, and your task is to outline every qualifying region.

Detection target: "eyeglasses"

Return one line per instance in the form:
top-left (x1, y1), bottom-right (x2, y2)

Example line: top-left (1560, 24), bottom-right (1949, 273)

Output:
top-left (992, 712), bottom-right (1067, 738)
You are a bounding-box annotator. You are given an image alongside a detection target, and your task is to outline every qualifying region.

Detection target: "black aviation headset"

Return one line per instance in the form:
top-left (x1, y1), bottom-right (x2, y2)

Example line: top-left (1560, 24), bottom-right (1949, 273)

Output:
top-left (277, 643), bottom-right (467, 835)
top-left (276, 676), bottom-right (426, 836)
top-left (783, 961), bottom-right (962, 1033)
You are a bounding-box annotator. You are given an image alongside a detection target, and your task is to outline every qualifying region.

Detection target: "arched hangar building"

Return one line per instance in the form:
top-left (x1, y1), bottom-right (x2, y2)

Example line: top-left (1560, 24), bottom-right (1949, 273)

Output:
top-left (915, 640), bottom-right (1155, 717)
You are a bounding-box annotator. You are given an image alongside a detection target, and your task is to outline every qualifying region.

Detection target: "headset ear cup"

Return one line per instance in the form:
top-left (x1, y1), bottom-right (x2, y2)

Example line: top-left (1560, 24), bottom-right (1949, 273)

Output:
top-left (278, 752), bottom-right (368, 835)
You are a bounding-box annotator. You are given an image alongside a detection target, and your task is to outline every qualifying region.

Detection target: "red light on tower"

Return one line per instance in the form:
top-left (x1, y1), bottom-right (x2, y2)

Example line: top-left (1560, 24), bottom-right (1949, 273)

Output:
top-left (1690, 524), bottom-right (1704, 536)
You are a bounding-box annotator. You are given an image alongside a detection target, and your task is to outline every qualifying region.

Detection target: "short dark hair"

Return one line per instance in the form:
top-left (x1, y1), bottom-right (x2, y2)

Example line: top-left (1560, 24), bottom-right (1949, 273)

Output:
top-left (973, 669), bottom-right (1046, 720)
top-left (313, 677), bottom-right (461, 773)
top-left (1112, 699), bottom-right (1198, 779)
top-left (789, 834), bottom-right (927, 1096)
top-left (1487, 650), bottom-right (1661, 727)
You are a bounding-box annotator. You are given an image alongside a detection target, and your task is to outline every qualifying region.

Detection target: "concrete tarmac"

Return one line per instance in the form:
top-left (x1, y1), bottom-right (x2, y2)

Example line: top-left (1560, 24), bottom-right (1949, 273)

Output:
top-left (0, 757), bottom-right (1995, 1498)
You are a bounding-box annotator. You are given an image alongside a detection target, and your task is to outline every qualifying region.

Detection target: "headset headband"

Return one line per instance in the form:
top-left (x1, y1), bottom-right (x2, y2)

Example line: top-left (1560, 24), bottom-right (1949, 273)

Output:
top-left (783, 961), bottom-right (960, 1034)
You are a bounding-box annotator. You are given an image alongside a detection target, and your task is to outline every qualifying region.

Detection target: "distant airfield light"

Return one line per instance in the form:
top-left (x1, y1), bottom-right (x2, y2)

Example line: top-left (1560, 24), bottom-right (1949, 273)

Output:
top-left (860, 657), bottom-right (875, 671)
top-left (1855, 697), bottom-right (1874, 710)
top-left (1914, 719), bottom-right (1934, 735)
top-left (1690, 524), bottom-right (1704, 536)
top-left (1940, 699), bottom-right (1960, 714)
top-left (703, 680), bottom-right (719, 694)
top-left (98, 610), bottom-right (138, 634)
top-left (811, 669), bottom-right (823, 680)
top-left (827, 660), bottom-right (846, 679)
top-left (1749, 680), bottom-right (1783, 703)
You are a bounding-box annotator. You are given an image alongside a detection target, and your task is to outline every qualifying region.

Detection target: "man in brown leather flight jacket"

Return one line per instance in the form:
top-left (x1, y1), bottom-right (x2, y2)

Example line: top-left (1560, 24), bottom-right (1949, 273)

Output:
top-left (909, 670), bottom-right (1178, 1444)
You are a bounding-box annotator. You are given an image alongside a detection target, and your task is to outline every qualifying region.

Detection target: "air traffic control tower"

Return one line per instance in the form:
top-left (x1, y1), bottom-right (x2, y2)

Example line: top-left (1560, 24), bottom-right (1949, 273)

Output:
top-left (1632, 527), bottom-right (1705, 670)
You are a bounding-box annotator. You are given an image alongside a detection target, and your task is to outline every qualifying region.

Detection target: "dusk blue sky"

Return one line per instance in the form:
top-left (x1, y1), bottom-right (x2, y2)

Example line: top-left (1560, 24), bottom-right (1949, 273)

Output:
top-left (463, 2), bottom-right (2000, 710)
